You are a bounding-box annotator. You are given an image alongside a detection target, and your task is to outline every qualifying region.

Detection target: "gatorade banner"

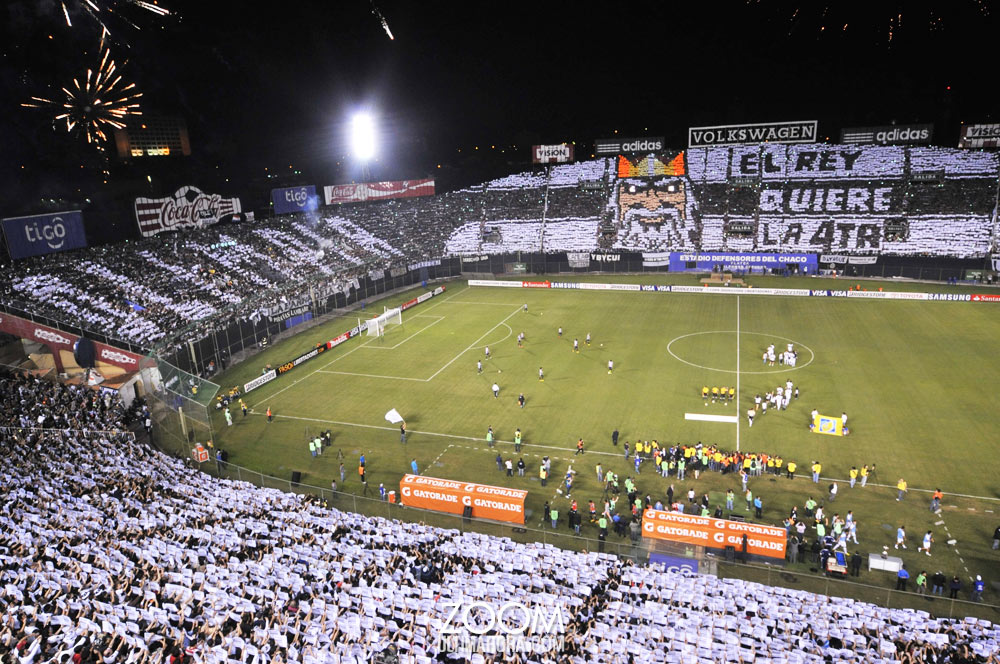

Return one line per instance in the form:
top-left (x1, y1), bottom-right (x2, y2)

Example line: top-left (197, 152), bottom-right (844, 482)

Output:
top-left (399, 475), bottom-right (527, 524)
top-left (812, 414), bottom-right (844, 436)
top-left (641, 509), bottom-right (786, 559)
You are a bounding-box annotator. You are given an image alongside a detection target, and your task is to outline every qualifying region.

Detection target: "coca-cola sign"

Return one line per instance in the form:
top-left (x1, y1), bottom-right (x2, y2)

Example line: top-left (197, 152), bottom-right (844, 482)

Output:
top-left (135, 186), bottom-right (242, 238)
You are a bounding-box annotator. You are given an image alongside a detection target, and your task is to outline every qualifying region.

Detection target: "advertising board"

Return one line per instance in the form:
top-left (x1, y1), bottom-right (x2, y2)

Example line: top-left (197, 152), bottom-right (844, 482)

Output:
top-left (399, 475), bottom-right (527, 524)
top-left (641, 509), bottom-right (786, 559)
top-left (688, 121), bottom-right (818, 147)
top-left (135, 186), bottom-right (242, 238)
top-left (2, 211), bottom-right (87, 259)
top-left (323, 179), bottom-right (434, 205)
top-left (272, 185), bottom-right (319, 215)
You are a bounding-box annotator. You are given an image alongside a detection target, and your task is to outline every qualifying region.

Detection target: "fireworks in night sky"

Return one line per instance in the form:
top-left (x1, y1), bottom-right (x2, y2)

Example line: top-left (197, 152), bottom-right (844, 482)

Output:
top-left (22, 40), bottom-right (142, 150)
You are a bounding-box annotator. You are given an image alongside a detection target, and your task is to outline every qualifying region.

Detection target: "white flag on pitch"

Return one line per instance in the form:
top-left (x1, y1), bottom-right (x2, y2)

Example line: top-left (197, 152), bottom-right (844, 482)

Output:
top-left (384, 408), bottom-right (404, 424)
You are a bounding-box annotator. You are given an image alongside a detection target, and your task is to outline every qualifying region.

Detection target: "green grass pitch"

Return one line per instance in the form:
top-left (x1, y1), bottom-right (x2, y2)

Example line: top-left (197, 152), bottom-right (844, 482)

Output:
top-left (210, 275), bottom-right (1000, 593)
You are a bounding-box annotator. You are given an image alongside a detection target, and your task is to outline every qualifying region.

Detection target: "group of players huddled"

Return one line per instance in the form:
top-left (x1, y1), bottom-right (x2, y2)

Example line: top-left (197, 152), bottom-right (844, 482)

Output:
top-left (701, 385), bottom-right (736, 405)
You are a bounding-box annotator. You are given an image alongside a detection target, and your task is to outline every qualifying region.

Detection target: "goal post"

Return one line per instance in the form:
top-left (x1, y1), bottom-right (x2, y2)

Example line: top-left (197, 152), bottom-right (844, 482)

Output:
top-left (366, 306), bottom-right (403, 337)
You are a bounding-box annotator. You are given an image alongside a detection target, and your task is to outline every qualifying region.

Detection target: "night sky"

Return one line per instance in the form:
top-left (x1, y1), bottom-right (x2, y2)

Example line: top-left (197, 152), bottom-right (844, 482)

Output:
top-left (1, 1), bottom-right (997, 226)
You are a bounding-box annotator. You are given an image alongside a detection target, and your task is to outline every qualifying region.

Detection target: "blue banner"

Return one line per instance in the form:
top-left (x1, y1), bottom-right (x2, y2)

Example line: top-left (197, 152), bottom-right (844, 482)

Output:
top-left (669, 252), bottom-right (817, 273)
top-left (2, 211), bottom-right (88, 260)
top-left (271, 185), bottom-right (319, 215)
top-left (648, 552), bottom-right (699, 574)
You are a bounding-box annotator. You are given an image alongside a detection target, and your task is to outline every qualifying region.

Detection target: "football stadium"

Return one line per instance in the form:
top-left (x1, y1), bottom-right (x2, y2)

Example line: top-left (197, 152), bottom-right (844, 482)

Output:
top-left (3, 4), bottom-right (1000, 663)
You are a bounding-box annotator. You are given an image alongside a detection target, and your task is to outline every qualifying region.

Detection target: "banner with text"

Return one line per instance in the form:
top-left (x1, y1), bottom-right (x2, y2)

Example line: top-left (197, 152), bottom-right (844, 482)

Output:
top-left (669, 252), bottom-right (817, 272)
top-left (613, 145), bottom-right (998, 257)
top-left (135, 186), bottom-right (242, 238)
top-left (323, 179), bottom-right (434, 205)
top-left (840, 124), bottom-right (933, 146)
top-left (688, 121), bottom-right (818, 147)
top-left (399, 474), bottom-right (527, 524)
top-left (958, 124), bottom-right (1000, 149)
top-left (2, 210), bottom-right (88, 260)
top-left (532, 144), bottom-right (574, 164)
top-left (594, 137), bottom-right (664, 156)
top-left (642, 509), bottom-right (786, 559)
top-left (271, 185), bottom-right (319, 215)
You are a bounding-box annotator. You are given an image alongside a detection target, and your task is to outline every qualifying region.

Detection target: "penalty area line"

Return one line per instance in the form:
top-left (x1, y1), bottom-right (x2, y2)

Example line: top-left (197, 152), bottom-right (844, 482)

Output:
top-left (685, 412), bottom-right (739, 424)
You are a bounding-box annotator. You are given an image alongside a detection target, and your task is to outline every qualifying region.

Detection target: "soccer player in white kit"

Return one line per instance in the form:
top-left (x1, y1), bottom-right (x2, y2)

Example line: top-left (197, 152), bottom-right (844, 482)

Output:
top-left (485, 345), bottom-right (490, 360)
top-left (607, 359), bottom-right (614, 374)
top-left (747, 409), bottom-right (756, 427)
top-left (921, 531), bottom-right (934, 556)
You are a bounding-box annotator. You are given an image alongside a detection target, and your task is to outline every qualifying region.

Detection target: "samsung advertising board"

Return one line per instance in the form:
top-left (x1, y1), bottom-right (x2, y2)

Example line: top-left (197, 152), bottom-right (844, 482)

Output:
top-left (669, 252), bottom-right (817, 272)
top-left (271, 185), bottom-right (319, 215)
top-left (594, 137), bottom-right (665, 156)
top-left (2, 210), bottom-right (88, 260)
top-left (688, 121), bottom-right (818, 147)
top-left (840, 124), bottom-right (933, 146)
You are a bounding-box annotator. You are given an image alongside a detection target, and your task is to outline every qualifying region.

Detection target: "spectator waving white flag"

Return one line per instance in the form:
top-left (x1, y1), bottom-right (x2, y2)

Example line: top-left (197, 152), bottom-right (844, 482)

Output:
top-left (384, 408), bottom-right (404, 424)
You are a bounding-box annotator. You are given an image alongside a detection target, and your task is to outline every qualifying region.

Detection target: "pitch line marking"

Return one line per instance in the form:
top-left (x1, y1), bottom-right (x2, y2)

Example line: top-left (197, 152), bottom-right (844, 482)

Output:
top-left (249, 287), bottom-right (466, 407)
top-left (253, 411), bottom-right (628, 459)
top-left (247, 412), bottom-right (1000, 502)
top-left (445, 300), bottom-right (526, 306)
top-left (364, 315), bottom-right (445, 350)
top-left (424, 306), bottom-right (521, 382)
top-left (316, 370), bottom-right (426, 382)
top-left (685, 412), bottom-right (740, 424)
top-left (667, 330), bottom-right (815, 375)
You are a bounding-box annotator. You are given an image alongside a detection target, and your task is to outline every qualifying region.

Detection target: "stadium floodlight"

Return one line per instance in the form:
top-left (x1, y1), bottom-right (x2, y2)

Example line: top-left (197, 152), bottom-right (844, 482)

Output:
top-left (349, 112), bottom-right (377, 161)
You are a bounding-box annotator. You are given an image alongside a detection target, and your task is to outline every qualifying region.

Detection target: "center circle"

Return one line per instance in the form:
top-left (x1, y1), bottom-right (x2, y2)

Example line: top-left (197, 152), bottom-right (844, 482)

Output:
top-left (666, 330), bottom-right (814, 374)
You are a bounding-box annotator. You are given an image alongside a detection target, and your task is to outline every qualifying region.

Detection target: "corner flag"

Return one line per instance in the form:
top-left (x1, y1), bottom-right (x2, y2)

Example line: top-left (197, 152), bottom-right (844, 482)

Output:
top-left (385, 408), bottom-right (404, 424)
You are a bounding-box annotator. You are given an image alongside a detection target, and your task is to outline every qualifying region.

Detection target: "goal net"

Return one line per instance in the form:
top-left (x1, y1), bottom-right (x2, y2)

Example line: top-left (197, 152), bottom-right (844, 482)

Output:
top-left (367, 307), bottom-right (403, 337)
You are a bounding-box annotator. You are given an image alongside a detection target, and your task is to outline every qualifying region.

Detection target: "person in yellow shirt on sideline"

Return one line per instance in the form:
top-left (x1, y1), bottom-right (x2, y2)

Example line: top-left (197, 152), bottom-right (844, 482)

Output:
top-left (702, 386), bottom-right (709, 404)
top-left (896, 478), bottom-right (908, 501)
top-left (774, 456), bottom-right (784, 476)
top-left (860, 464), bottom-right (869, 487)
top-left (849, 466), bottom-right (858, 488)
top-left (711, 386), bottom-right (720, 403)
top-left (811, 461), bottom-right (822, 483)
top-left (728, 386), bottom-right (736, 402)
top-left (786, 460), bottom-right (797, 480)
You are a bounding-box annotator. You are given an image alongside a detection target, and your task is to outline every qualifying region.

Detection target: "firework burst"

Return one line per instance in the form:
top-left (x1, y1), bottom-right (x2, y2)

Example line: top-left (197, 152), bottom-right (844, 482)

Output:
top-left (749, 1), bottom-right (993, 44)
top-left (54, 0), bottom-right (171, 42)
top-left (22, 41), bottom-right (142, 150)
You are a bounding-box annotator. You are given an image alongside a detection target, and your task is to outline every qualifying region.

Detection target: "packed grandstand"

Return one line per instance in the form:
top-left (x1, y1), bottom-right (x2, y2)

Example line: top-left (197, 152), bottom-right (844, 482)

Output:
top-left (2, 372), bottom-right (999, 663)
top-left (2, 145), bottom-right (998, 353)
top-left (2, 144), bottom-right (1000, 663)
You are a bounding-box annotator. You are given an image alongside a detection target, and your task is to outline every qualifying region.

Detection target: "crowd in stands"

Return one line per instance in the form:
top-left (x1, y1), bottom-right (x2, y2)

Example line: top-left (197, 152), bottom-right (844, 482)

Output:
top-left (2, 146), bottom-right (997, 352)
top-left (1, 371), bottom-right (998, 663)
top-left (0, 209), bottom-right (441, 350)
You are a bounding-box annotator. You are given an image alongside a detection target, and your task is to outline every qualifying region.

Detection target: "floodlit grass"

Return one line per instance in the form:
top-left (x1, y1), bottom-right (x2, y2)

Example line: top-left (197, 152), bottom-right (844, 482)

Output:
top-left (210, 275), bottom-right (1000, 602)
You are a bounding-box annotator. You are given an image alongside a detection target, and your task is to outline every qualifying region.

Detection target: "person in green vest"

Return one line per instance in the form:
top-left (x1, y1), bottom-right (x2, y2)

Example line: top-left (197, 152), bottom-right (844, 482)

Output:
top-left (309, 438), bottom-right (317, 457)
top-left (805, 497), bottom-right (817, 518)
top-left (677, 458), bottom-right (686, 481)
top-left (540, 464), bottom-right (547, 486)
top-left (816, 521), bottom-right (826, 538)
top-left (550, 507), bottom-right (559, 529)
top-left (514, 428), bottom-right (522, 452)
top-left (598, 515), bottom-right (608, 536)
top-left (314, 436), bottom-right (323, 455)
top-left (701, 505), bottom-right (711, 517)
top-left (486, 426), bottom-right (494, 448)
